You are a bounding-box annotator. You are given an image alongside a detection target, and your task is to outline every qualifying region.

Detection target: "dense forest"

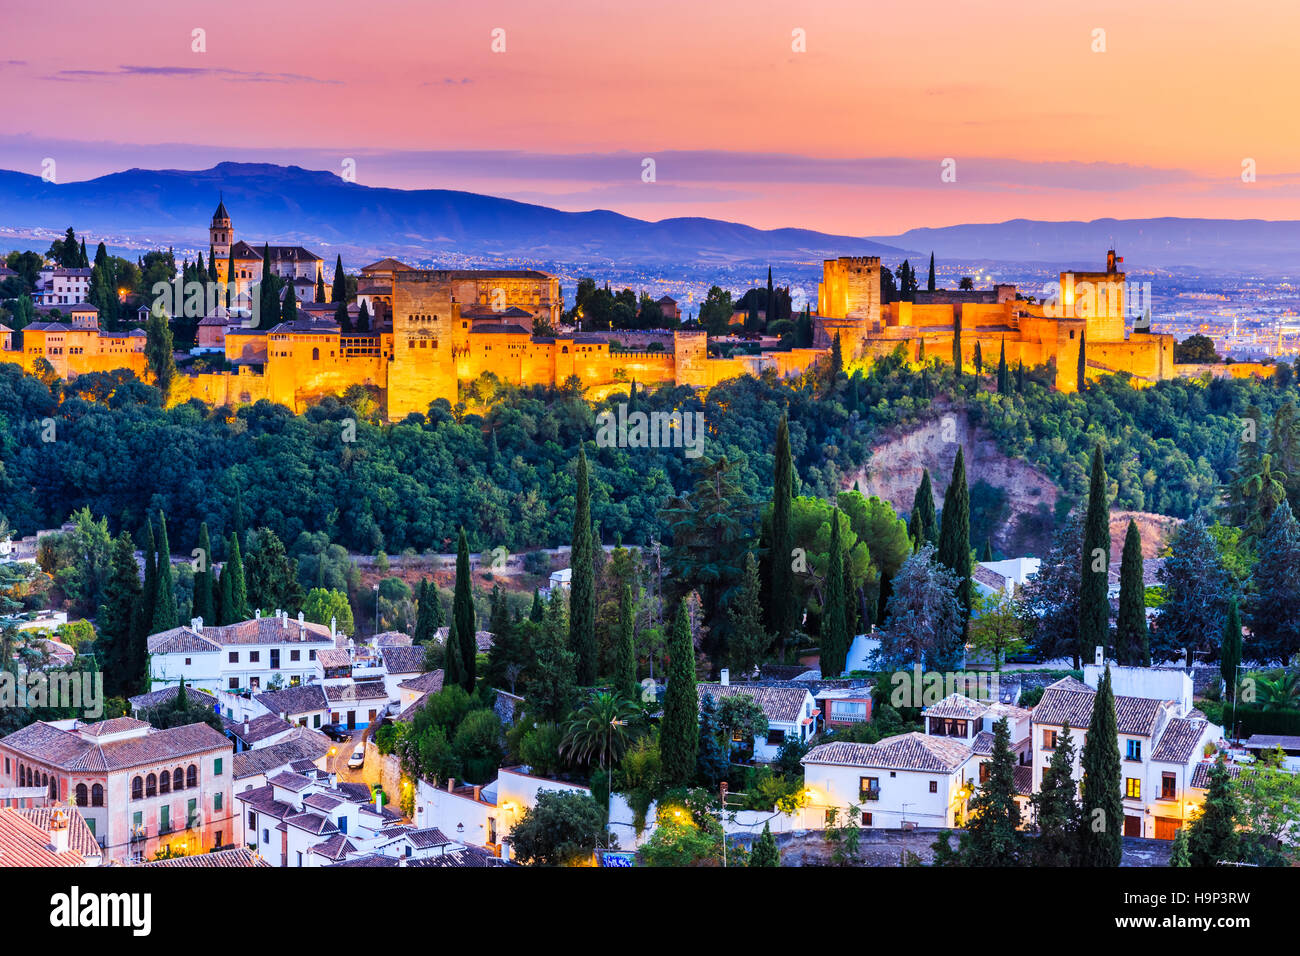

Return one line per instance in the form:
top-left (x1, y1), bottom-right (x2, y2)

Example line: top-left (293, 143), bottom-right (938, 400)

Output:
top-left (1, 350), bottom-right (1298, 564)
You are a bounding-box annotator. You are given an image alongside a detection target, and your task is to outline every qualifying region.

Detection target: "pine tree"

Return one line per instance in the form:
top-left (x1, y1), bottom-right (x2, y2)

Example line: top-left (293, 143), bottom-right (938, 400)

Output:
top-left (908, 468), bottom-right (938, 546)
top-left (959, 718), bottom-right (1024, 865)
top-left (1114, 519), bottom-right (1147, 666)
top-left (1031, 720), bottom-right (1080, 866)
top-left (661, 602), bottom-right (699, 788)
top-left (1078, 666), bottom-right (1123, 867)
top-left (749, 822), bottom-right (780, 866)
top-left (226, 533), bottom-right (250, 621)
top-left (936, 448), bottom-right (972, 620)
top-left (451, 527), bottom-right (476, 691)
top-left (1247, 500), bottom-right (1300, 664)
top-left (1169, 826), bottom-right (1191, 866)
top-left (1079, 445), bottom-right (1111, 666)
top-left (696, 692), bottom-right (728, 787)
top-left (1187, 756), bottom-right (1238, 866)
top-left (192, 522), bottom-right (215, 626)
top-left (819, 510), bottom-right (848, 677)
top-left (1221, 596), bottom-right (1242, 703)
top-left (616, 584), bottom-right (638, 701)
top-left (569, 447), bottom-right (598, 685)
top-left (767, 415), bottom-right (796, 654)
top-left (1155, 515), bottom-right (1229, 665)
top-left (98, 531), bottom-right (142, 697)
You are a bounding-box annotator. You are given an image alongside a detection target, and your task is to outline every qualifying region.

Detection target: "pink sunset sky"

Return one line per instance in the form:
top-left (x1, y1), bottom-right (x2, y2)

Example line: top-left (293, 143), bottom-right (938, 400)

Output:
top-left (4, 0), bottom-right (1300, 236)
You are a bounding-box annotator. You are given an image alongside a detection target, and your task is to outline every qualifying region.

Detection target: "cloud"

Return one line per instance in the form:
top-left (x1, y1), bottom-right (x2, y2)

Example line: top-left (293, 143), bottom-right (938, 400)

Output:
top-left (45, 65), bottom-right (339, 84)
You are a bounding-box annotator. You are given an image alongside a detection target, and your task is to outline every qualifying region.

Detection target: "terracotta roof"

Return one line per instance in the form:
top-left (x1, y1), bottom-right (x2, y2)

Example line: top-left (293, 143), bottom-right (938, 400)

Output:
top-left (1013, 765), bottom-right (1034, 796)
top-left (1151, 717), bottom-right (1208, 764)
top-left (398, 670), bottom-right (444, 696)
top-left (137, 847), bottom-right (269, 867)
top-left (1032, 677), bottom-right (1169, 737)
top-left (409, 845), bottom-right (510, 867)
top-left (282, 810), bottom-right (338, 837)
top-left (373, 631), bottom-right (413, 647)
top-left (78, 717), bottom-right (150, 737)
top-left (267, 771), bottom-right (315, 792)
top-left (317, 648), bottom-right (351, 669)
top-left (128, 684), bottom-right (217, 713)
top-left (1190, 761), bottom-right (1242, 790)
top-left (233, 784), bottom-right (295, 819)
top-left (310, 834), bottom-right (357, 861)
top-left (381, 646), bottom-right (425, 675)
top-left (361, 258), bottom-right (412, 273)
top-left (1242, 735), bottom-right (1300, 751)
top-left (923, 694), bottom-right (989, 720)
top-left (254, 684), bottom-right (328, 716)
top-left (0, 808), bottom-right (99, 866)
top-left (0, 721), bottom-right (230, 773)
top-left (802, 732), bottom-right (972, 773)
top-left (325, 682), bottom-right (389, 703)
top-left (971, 731), bottom-right (995, 756)
top-left (223, 713), bottom-right (292, 745)
top-left (698, 683), bottom-right (811, 723)
top-left (232, 731), bottom-right (332, 779)
top-left (326, 853), bottom-right (400, 867)
top-left (149, 617), bottom-right (333, 654)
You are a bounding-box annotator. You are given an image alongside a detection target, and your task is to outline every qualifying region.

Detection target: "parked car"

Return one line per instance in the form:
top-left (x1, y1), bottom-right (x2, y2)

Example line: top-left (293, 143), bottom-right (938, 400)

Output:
top-left (1004, 651), bottom-right (1042, 664)
top-left (321, 724), bottom-right (350, 742)
top-left (347, 745), bottom-right (365, 770)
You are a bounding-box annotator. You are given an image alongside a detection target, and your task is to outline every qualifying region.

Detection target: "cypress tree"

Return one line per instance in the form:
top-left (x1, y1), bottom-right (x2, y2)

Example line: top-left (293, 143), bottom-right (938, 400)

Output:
top-left (830, 332), bottom-right (843, 379)
top-left (1221, 596), bottom-right (1242, 703)
top-left (413, 579), bottom-right (435, 645)
top-left (1187, 756), bottom-right (1238, 866)
top-left (226, 533), bottom-right (250, 621)
top-left (1079, 445), bottom-right (1111, 667)
top-left (1078, 666), bottom-right (1123, 867)
top-left (768, 415), bottom-right (796, 653)
top-left (974, 340), bottom-right (983, 376)
top-left (841, 556), bottom-right (858, 643)
top-left (926, 252), bottom-right (936, 293)
top-left (225, 249), bottom-right (235, 308)
top-left (136, 520), bottom-right (158, 638)
top-left (1114, 519), bottom-right (1147, 666)
top-left (1077, 330), bottom-right (1087, 392)
top-left (281, 281), bottom-right (297, 325)
top-left (696, 693), bottom-right (728, 787)
top-left (98, 531), bottom-right (142, 697)
top-left (1031, 719), bottom-right (1080, 866)
top-left (315, 269), bottom-right (326, 304)
top-left (569, 447), bottom-right (598, 685)
top-left (529, 588), bottom-right (545, 623)
top-left (1015, 359), bottom-right (1025, 392)
top-left (997, 338), bottom-right (1008, 393)
top-left (982, 538), bottom-right (994, 562)
top-left (331, 254), bottom-right (347, 304)
top-left (1169, 827), bottom-right (1191, 866)
top-left (616, 584), bottom-right (637, 701)
top-left (821, 509), bottom-right (848, 677)
top-left (452, 527), bottom-right (476, 691)
top-left (749, 822), bottom-right (780, 866)
top-left (661, 602), bottom-right (699, 788)
top-left (952, 308), bottom-right (962, 374)
top-left (357, 300), bottom-right (371, 332)
top-left (875, 568), bottom-right (892, 627)
top-left (335, 296), bottom-right (352, 332)
top-left (213, 565), bottom-right (226, 627)
top-left (192, 522), bottom-right (215, 626)
top-left (937, 448), bottom-right (972, 620)
top-left (909, 468), bottom-right (938, 546)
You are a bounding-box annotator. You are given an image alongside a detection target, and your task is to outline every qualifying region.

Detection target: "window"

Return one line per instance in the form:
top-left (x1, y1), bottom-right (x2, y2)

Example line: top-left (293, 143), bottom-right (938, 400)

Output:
top-left (159, 771), bottom-right (170, 794)
top-left (270, 649), bottom-right (280, 669)
top-left (1162, 772), bottom-right (1176, 800)
top-left (1043, 729), bottom-right (1059, 750)
top-left (248, 811), bottom-right (256, 832)
top-left (91, 784), bottom-right (103, 807)
top-left (214, 758), bottom-right (223, 776)
top-left (859, 776), bottom-right (880, 801)
top-left (160, 806), bottom-right (170, 833)
top-left (929, 780), bottom-right (938, 794)
top-left (1125, 777), bottom-right (1141, 800)
top-left (145, 774), bottom-right (157, 797)
top-left (229, 678), bottom-right (239, 690)
top-left (290, 650), bottom-right (301, 662)
top-left (187, 798), bottom-right (198, 828)
top-left (249, 651), bottom-right (260, 663)
top-left (132, 776), bottom-right (143, 800)
top-left (186, 764), bottom-right (198, 788)
top-left (172, 768), bottom-right (183, 792)
top-left (765, 729), bottom-right (785, 746)
top-left (979, 762), bottom-right (991, 784)
top-left (75, 784), bottom-right (88, 807)
top-left (1126, 740), bottom-right (1142, 761)
top-left (228, 652), bottom-right (239, 663)
top-left (862, 813), bottom-right (872, 826)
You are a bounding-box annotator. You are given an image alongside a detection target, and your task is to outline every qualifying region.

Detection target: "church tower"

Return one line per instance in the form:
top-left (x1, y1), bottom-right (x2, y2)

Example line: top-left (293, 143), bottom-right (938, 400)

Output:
top-left (210, 197), bottom-right (233, 285)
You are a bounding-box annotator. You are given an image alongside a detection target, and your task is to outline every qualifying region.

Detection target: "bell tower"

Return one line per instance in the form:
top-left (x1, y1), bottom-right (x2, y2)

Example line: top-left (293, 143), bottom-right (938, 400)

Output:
top-left (210, 196), bottom-right (233, 285)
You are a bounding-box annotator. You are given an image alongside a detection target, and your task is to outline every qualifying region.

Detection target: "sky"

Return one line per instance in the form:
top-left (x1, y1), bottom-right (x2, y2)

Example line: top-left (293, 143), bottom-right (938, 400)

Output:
top-left (5, 0), bottom-right (1300, 236)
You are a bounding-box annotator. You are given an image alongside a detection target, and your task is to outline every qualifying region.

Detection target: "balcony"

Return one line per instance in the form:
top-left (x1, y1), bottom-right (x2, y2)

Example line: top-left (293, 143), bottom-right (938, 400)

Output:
top-left (859, 788), bottom-right (881, 802)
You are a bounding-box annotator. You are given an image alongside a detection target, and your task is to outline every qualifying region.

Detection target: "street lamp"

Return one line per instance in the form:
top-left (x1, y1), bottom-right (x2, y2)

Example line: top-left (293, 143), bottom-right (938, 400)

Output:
top-left (372, 583), bottom-right (380, 636)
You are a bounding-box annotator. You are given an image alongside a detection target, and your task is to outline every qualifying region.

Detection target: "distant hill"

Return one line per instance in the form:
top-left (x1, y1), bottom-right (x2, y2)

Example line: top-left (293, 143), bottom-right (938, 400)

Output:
top-left (872, 217), bottom-right (1300, 273)
top-left (0, 162), bottom-right (904, 267)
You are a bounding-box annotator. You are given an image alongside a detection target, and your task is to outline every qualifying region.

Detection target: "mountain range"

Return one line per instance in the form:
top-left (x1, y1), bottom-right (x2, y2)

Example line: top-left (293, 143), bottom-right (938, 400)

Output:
top-left (1, 162), bottom-right (1298, 273)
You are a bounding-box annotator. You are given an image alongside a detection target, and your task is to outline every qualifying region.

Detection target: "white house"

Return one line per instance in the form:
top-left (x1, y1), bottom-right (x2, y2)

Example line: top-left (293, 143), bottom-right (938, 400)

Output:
top-left (972, 557), bottom-right (1042, 600)
top-left (696, 680), bottom-right (816, 762)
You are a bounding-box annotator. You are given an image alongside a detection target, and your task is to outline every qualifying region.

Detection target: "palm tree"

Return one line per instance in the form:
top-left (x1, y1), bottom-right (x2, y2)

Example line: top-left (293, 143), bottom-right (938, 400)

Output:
top-left (559, 692), bottom-right (639, 768)
top-left (1249, 669), bottom-right (1300, 710)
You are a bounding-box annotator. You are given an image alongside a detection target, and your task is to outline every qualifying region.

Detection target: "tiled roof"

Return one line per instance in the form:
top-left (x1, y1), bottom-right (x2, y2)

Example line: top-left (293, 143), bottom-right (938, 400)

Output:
top-left (0, 721), bottom-right (230, 773)
top-left (310, 834), bottom-right (357, 861)
top-left (78, 717), bottom-right (150, 737)
top-left (409, 845), bottom-right (510, 867)
top-left (148, 617), bottom-right (333, 653)
top-left (326, 853), bottom-right (401, 868)
top-left (283, 810), bottom-right (338, 837)
top-left (128, 684), bottom-right (217, 712)
top-left (268, 771), bottom-right (315, 792)
top-left (232, 731), bottom-right (332, 780)
top-left (303, 792), bottom-right (343, 812)
top-left (233, 784), bottom-right (295, 819)
top-left (971, 731), bottom-right (995, 756)
top-left (145, 629), bottom-right (221, 655)
top-left (1190, 761), bottom-right (1242, 790)
top-left (1151, 717), bottom-right (1208, 764)
top-left (317, 648), bottom-right (351, 669)
top-left (255, 684), bottom-right (328, 716)
top-left (1242, 734), bottom-right (1300, 751)
top-left (697, 683), bottom-right (811, 723)
top-left (361, 258), bottom-right (412, 273)
top-left (1031, 677), bottom-right (1168, 736)
top-left (325, 681), bottom-right (389, 703)
top-left (398, 670), bottom-right (444, 695)
top-left (137, 847), bottom-right (269, 868)
top-left (0, 808), bottom-right (100, 866)
top-left (373, 631), bottom-right (413, 646)
top-left (223, 713), bottom-right (293, 745)
top-left (802, 732), bottom-right (972, 773)
top-left (1013, 765), bottom-right (1034, 796)
top-left (381, 646), bottom-right (425, 675)
top-left (923, 694), bottom-right (989, 720)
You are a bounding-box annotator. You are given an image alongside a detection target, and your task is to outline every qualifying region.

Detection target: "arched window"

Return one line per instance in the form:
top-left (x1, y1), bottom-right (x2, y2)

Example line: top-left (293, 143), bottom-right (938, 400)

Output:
top-left (159, 771), bottom-right (170, 794)
top-left (48, 777), bottom-right (57, 799)
top-left (312, 347), bottom-right (319, 361)
top-left (132, 776), bottom-right (143, 800)
top-left (91, 784), bottom-right (104, 807)
top-left (172, 769), bottom-right (184, 792)
top-left (145, 773), bottom-right (157, 798)
top-left (75, 784), bottom-right (88, 807)
top-left (186, 764), bottom-right (198, 789)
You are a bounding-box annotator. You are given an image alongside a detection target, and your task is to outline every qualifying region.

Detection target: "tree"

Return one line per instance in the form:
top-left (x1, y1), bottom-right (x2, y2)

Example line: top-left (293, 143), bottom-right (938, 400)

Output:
top-left (820, 509), bottom-right (849, 677)
top-left (661, 602), bottom-right (699, 788)
top-left (936, 447), bottom-right (972, 620)
top-left (1155, 516), bottom-right (1229, 665)
top-left (570, 447), bottom-right (598, 685)
top-left (875, 544), bottom-right (964, 670)
top-left (356, 300), bottom-right (371, 332)
top-left (1169, 827), bottom-right (1191, 866)
top-left (973, 341), bottom-right (983, 376)
top-left (192, 522), bottom-right (215, 627)
top-left (997, 339), bottom-right (1008, 394)
top-left (767, 415), bottom-right (796, 653)
top-left (509, 790), bottom-right (607, 866)
top-left (1221, 596), bottom-right (1242, 702)
top-left (1186, 756), bottom-right (1239, 866)
top-left (1076, 330), bottom-right (1087, 392)
top-left (527, 595), bottom-right (577, 722)
top-left (926, 252), bottom-right (936, 293)
top-left (615, 584), bottom-right (638, 701)
top-left (560, 691), bottom-right (637, 769)
top-left (1247, 500), bottom-right (1300, 664)
top-left (303, 588), bottom-right (354, 635)
top-left (281, 281), bottom-right (298, 325)
top-left (330, 254), bottom-right (347, 306)
top-left (1032, 720), bottom-right (1080, 866)
top-left (225, 533), bottom-right (250, 622)
top-left (696, 693), bottom-right (728, 787)
top-left (448, 527), bottom-right (476, 692)
top-left (908, 468), bottom-right (938, 547)
top-left (1114, 519), bottom-right (1148, 666)
top-left (1174, 334), bottom-right (1219, 364)
top-left (151, 512), bottom-right (178, 633)
top-left (967, 590), bottom-right (1024, 670)
top-left (1079, 445), bottom-right (1111, 667)
top-left (749, 822), bottom-right (780, 866)
top-left (959, 717), bottom-right (1024, 865)
top-left (144, 303), bottom-right (177, 401)
top-left (243, 528), bottom-right (302, 615)
top-left (97, 531), bottom-right (142, 697)
top-left (1235, 757), bottom-right (1300, 865)
top-left (1078, 666), bottom-right (1123, 867)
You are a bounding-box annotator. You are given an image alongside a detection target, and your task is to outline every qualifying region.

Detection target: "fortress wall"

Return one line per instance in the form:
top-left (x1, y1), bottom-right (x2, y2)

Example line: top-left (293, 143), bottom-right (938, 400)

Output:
top-left (225, 333), bottom-right (268, 364)
top-left (189, 367), bottom-right (270, 407)
top-left (390, 272), bottom-right (458, 418)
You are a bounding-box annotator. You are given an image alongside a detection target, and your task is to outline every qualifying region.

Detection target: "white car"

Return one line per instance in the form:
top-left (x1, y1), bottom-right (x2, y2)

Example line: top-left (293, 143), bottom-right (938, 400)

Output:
top-left (347, 745), bottom-right (365, 770)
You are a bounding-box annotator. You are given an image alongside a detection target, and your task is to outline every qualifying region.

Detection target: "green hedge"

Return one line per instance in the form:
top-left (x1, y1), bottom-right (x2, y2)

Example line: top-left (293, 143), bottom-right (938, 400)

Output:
top-left (1203, 701), bottom-right (1300, 737)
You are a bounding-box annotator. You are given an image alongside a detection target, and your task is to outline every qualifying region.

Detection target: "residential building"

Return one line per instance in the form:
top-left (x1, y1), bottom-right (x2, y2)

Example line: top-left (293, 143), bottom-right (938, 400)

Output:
top-left (0, 806), bottom-right (103, 866)
top-left (696, 680), bottom-right (816, 762)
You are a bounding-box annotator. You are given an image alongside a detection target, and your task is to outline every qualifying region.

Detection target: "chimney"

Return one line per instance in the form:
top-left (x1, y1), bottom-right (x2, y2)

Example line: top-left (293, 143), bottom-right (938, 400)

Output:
top-left (243, 718), bottom-right (250, 737)
top-left (447, 777), bottom-right (456, 793)
top-left (194, 616), bottom-right (203, 632)
top-left (298, 610), bottom-right (305, 625)
top-left (49, 808), bottom-right (69, 854)
top-left (330, 616), bottom-right (337, 640)
top-left (255, 609), bottom-right (261, 619)
top-left (720, 668), bottom-right (730, 687)
top-left (472, 785), bottom-right (481, 802)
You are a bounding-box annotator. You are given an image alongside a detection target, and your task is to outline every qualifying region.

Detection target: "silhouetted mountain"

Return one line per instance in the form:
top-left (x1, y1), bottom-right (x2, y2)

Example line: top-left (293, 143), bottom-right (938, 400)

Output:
top-left (0, 162), bottom-right (903, 266)
top-left (872, 217), bottom-right (1300, 273)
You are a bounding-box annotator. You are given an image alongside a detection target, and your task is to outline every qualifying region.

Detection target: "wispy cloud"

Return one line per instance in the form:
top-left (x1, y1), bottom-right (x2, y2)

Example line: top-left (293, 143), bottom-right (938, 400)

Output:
top-left (45, 65), bottom-right (339, 84)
